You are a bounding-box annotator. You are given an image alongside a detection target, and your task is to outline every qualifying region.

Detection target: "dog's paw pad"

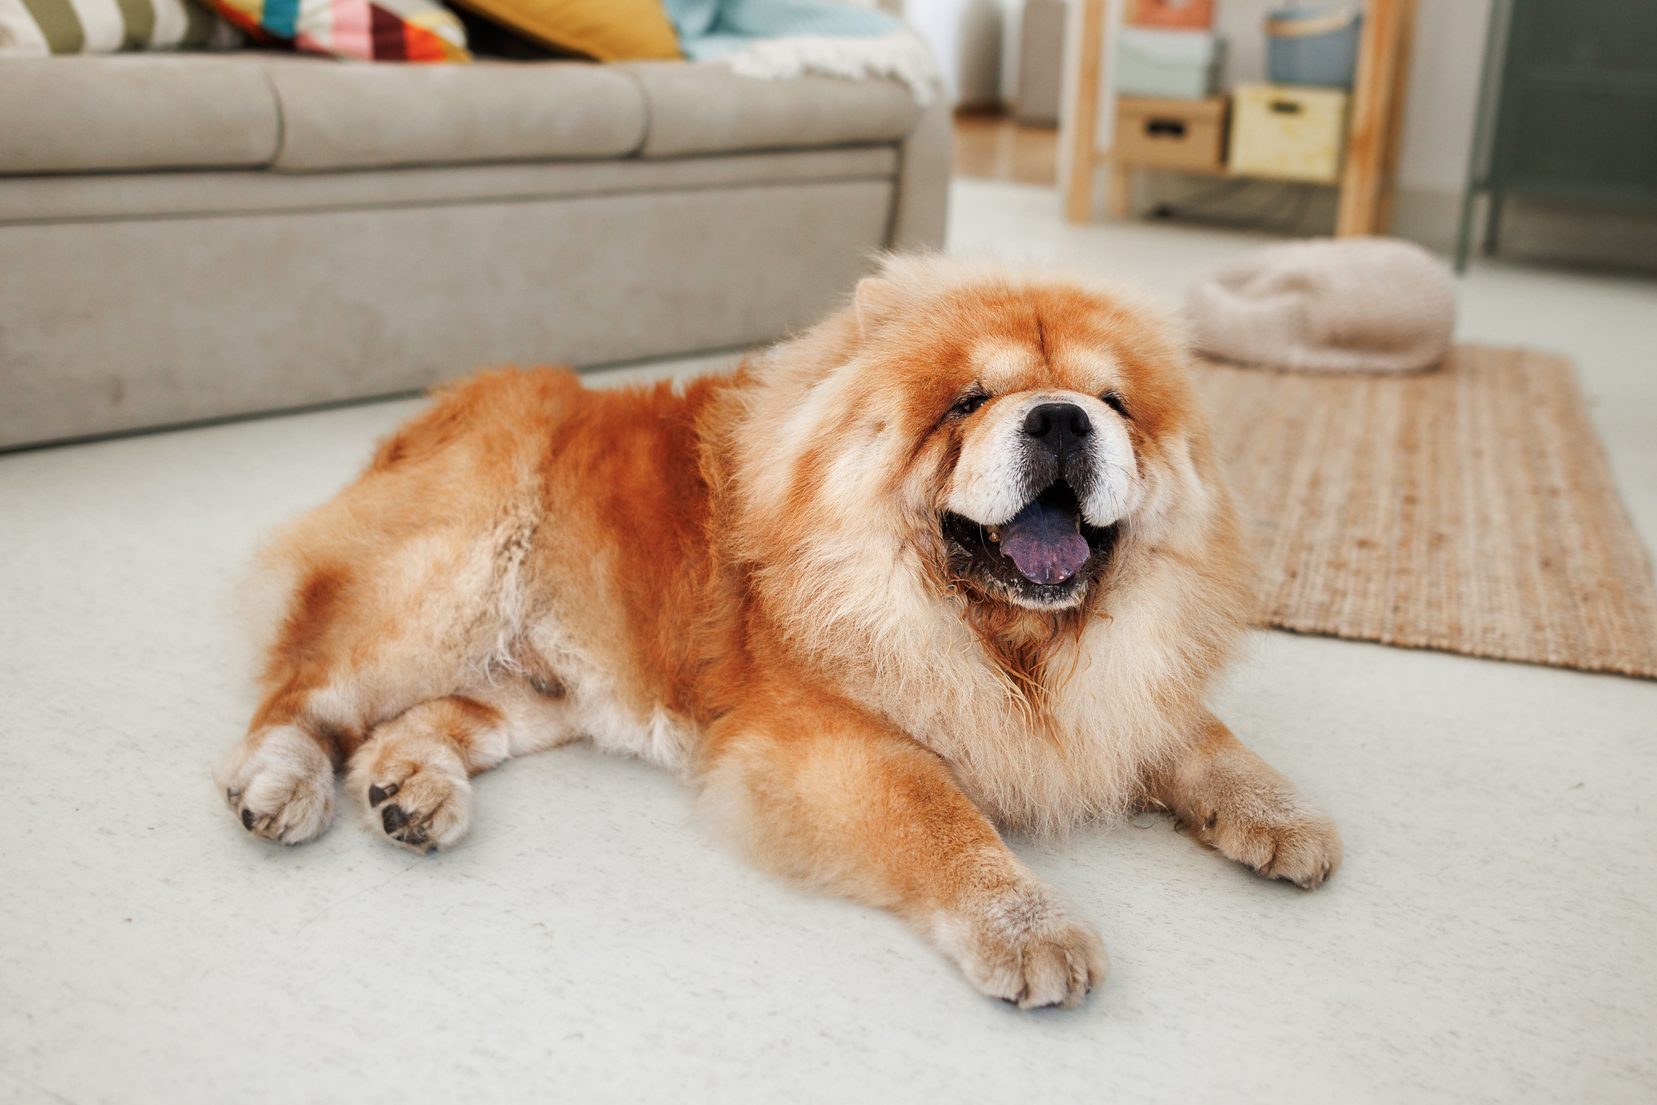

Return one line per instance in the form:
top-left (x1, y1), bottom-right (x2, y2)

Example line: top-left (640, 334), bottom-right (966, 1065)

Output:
top-left (938, 883), bottom-right (1108, 1010)
top-left (218, 726), bottom-right (335, 845)
top-left (347, 736), bottom-right (470, 855)
top-left (1200, 805), bottom-right (1342, 889)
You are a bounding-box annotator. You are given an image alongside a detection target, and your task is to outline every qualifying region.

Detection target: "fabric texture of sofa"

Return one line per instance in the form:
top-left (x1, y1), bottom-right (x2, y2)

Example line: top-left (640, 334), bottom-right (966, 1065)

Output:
top-left (0, 51), bottom-right (950, 448)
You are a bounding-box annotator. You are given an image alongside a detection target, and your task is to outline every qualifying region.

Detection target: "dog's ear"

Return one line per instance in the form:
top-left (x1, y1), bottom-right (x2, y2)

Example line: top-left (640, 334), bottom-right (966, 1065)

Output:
top-left (853, 276), bottom-right (904, 338)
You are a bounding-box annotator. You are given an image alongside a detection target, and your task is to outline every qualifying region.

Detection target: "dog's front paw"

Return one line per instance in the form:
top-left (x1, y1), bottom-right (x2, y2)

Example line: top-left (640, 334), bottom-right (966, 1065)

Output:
top-left (218, 725), bottom-right (335, 845)
top-left (933, 881), bottom-right (1108, 1010)
top-left (346, 731), bottom-right (470, 855)
top-left (1194, 802), bottom-right (1341, 889)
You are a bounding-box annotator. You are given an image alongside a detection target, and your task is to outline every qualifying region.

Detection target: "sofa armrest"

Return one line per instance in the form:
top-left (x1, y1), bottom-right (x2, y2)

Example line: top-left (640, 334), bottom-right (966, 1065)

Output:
top-left (888, 94), bottom-right (952, 251)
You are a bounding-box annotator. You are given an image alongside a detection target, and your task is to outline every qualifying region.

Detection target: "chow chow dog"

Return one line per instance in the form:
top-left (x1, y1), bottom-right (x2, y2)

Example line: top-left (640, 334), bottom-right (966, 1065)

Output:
top-left (218, 256), bottom-right (1340, 1009)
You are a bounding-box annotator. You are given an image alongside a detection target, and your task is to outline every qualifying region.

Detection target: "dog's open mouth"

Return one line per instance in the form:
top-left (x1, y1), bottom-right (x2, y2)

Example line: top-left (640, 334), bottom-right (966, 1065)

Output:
top-left (942, 480), bottom-right (1119, 604)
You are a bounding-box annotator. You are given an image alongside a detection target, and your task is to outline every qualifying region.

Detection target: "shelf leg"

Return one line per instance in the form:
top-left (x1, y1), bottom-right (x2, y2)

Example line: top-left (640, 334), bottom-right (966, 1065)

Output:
top-left (1063, 0), bottom-right (1109, 224)
top-left (1107, 160), bottom-right (1132, 219)
top-left (1336, 0), bottom-right (1416, 236)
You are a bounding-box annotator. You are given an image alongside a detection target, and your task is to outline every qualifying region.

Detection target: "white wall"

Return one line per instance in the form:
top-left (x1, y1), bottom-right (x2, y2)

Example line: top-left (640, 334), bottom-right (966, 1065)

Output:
top-left (908, 0), bottom-right (1012, 106)
top-left (1391, 0), bottom-right (1492, 192)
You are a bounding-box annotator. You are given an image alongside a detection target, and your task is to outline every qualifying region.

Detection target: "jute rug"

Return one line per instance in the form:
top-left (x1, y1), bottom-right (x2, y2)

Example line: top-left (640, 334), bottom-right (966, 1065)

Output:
top-left (1191, 345), bottom-right (1657, 679)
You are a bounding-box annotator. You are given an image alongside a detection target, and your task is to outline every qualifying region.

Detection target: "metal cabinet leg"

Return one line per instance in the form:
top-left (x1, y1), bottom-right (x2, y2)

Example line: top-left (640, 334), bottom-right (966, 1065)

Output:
top-left (1482, 191), bottom-right (1505, 256)
top-left (1454, 188), bottom-right (1478, 273)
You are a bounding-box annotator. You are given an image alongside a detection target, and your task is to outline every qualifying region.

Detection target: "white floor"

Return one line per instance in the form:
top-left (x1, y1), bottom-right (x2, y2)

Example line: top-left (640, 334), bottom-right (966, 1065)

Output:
top-left (3, 180), bottom-right (1655, 1105)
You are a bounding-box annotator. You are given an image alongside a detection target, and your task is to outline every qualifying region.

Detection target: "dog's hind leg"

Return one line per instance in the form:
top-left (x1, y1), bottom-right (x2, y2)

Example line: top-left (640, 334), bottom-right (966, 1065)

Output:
top-left (344, 679), bottom-right (574, 854)
top-left (217, 559), bottom-right (370, 845)
top-left (215, 370), bottom-right (558, 845)
top-left (218, 530), bottom-right (520, 845)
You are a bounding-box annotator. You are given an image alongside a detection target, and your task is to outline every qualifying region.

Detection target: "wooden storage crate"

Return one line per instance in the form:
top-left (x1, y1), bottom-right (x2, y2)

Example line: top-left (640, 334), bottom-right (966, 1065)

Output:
top-left (1114, 95), bottom-right (1228, 173)
top-left (1228, 83), bottom-right (1349, 183)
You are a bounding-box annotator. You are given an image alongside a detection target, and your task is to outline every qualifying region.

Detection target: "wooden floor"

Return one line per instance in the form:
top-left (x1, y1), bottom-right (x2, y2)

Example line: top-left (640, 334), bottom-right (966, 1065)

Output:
top-left (952, 112), bottom-right (1059, 186)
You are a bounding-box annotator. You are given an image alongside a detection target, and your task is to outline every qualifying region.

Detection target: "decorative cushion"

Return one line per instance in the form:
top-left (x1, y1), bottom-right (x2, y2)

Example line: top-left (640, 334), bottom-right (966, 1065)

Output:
top-left (195, 0), bottom-right (470, 61)
top-left (0, 0), bottom-right (239, 56)
top-left (444, 0), bottom-right (678, 61)
top-left (1185, 237), bottom-right (1457, 374)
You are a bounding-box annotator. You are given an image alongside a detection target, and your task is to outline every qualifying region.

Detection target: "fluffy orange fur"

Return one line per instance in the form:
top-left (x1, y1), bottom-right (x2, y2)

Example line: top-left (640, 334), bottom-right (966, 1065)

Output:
top-left (217, 257), bottom-right (1340, 1009)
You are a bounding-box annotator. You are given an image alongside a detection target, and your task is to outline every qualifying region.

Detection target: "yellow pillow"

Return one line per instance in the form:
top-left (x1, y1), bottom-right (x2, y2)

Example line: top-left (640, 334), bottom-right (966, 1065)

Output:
top-left (450, 0), bottom-right (681, 60)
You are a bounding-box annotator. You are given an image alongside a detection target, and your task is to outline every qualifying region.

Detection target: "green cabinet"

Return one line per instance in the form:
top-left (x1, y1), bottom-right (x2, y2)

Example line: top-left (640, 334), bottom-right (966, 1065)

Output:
top-left (1456, 0), bottom-right (1657, 269)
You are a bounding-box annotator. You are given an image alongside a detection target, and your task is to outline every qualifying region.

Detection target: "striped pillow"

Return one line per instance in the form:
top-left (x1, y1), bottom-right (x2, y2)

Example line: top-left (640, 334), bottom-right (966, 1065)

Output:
top-left (0, 0), bottom-right (240, 55)
top-left (194, 0), bottom-right (471, 61)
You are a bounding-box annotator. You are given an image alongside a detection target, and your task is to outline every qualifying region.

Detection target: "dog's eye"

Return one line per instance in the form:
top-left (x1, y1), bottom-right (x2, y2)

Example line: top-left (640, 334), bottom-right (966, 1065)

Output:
top-left (950, 391), bottom-right (989, 418)
top-left (1101, 390), bottom-right (1130, 418)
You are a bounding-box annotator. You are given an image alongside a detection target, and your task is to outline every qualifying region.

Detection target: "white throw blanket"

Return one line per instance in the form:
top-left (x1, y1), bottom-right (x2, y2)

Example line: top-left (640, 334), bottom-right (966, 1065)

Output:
top-left (665, 0), bottom-right (940, 104)
top-left (719, 29), bottom-right (940, 104)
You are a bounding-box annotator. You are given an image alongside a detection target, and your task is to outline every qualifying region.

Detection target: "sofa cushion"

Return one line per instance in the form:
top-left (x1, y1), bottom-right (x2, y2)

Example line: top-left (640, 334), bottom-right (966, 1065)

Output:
top-left (0, 54), bottom-right (918, 177)
top-left (0, 56), bottom-right (280, 173)
top-left (620, 61), bottom-right (921, 158)
top-left (262, 57), bottom-right (649, 171)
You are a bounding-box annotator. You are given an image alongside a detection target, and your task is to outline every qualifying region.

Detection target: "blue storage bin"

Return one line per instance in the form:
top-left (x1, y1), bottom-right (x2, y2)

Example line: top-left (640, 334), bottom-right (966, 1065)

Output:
top-left (1265, 6), bottom-right (1363, 89)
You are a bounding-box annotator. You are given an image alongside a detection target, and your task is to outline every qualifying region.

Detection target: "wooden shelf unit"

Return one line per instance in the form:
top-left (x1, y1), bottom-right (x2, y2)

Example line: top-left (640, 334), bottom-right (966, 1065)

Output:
top-left (1064, 0), bottom-right (1419, 235)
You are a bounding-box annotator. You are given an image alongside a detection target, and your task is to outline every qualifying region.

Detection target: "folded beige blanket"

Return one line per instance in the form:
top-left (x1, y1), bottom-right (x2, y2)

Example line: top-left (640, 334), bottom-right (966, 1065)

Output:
top-left (1185, 237), bottom-right (1456, 374)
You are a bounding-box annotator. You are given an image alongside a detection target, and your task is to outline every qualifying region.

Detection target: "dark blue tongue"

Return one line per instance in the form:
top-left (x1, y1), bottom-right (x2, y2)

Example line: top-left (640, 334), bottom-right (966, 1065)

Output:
top-left (1000, 497), bottom-right (1090, 585)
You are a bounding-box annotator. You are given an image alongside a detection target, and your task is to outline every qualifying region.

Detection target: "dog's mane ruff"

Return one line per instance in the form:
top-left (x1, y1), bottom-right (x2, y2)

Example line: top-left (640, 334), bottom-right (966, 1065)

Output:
top-left (712, 303), bottom-right (1016, 715)
top-left (708, 257), bottom-right (1253, 834)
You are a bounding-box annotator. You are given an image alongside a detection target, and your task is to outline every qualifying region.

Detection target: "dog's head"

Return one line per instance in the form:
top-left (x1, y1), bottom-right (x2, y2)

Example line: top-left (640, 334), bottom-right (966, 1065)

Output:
top-left (727, 256), bottom-right (1230, 654)
top-left (924, 321), bottom-right (1145, 611)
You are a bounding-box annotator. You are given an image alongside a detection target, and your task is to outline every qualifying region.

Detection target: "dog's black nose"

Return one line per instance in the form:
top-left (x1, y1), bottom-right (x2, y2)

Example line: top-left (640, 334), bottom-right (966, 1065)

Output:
top-left (1023, 402), bottom-right (1092, 452)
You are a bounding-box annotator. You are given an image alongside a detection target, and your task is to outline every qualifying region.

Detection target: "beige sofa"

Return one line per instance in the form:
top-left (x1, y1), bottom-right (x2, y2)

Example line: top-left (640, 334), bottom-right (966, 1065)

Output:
top-left (0, 53), bottom-right (950, 449)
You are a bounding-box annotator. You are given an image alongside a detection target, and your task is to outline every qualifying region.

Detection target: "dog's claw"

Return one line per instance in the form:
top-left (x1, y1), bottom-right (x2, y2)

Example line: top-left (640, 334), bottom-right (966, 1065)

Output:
top-left (381, 804), bottom-right (409, 833)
